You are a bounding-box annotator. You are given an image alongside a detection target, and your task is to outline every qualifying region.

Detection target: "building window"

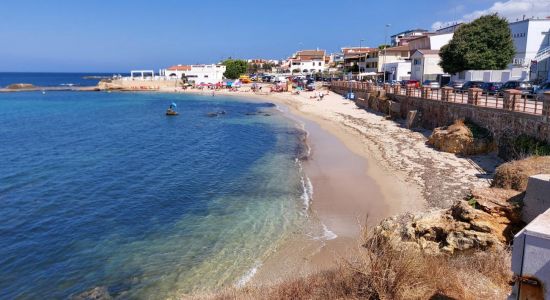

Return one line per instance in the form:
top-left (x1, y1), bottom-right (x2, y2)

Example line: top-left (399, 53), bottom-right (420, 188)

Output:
top-left (204, 75), bottom-right (208, 78)
top-left (413, 59), bottom-right (421, 65)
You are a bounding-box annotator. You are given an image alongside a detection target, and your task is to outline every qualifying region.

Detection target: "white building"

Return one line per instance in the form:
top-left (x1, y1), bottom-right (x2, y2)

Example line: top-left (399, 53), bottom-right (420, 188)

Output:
top-left (410, 49), bottom-right (444, 82)
top-left (509, 18), bottom-right (550, 82)
top-left (383, 61), bottom-right (411, 81)
top-left (161, 64), bottom-right (226, 84)
top-left (288, 50), bottom-right (327, 74)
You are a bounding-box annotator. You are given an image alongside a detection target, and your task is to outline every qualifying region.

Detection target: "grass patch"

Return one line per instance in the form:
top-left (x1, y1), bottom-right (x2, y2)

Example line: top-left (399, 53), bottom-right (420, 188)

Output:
top-left (464, 120), bottom-right (492, 140)
top-left (512, 135), bottom-right (550, 157)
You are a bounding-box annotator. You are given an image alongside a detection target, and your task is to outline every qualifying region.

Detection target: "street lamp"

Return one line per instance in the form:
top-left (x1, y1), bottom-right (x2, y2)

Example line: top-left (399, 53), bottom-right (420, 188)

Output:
top-left (383, 24), bottom-right (391, 84)
top-left (359, 39), bottom-right (364, 79)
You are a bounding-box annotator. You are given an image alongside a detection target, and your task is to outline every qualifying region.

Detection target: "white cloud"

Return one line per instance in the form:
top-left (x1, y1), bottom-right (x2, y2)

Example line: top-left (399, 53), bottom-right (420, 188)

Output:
top-left (431, 0), bottom-right (550, 30)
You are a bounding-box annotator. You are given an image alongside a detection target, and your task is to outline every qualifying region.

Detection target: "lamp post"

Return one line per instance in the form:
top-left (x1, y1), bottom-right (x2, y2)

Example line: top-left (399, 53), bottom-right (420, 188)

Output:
top-left (359, 39), bottom-right (364, 80)
top-left (383, 24), bottom-right (391, 84)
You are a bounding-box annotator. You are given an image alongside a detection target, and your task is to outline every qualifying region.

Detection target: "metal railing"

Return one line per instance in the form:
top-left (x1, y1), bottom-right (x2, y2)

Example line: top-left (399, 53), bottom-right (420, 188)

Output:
top-left (330, 81), bottom-right (546, 116)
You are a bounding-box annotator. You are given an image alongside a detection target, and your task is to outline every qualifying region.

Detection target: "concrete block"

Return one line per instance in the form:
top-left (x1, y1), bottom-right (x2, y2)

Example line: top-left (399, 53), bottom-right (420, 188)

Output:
top-left (406, 110), bottom-right (421, 129)
top-left (523, 174), bottom-right (550, 223)
top-left (511, 208), bottom-right (550, 300)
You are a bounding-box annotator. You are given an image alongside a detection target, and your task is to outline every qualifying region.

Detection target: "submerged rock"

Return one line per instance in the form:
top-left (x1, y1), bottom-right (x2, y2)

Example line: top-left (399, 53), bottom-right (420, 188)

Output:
top-left (207, 110), bottom-right (226, 117)
top-left (72, 286), bottom-right (112, 300)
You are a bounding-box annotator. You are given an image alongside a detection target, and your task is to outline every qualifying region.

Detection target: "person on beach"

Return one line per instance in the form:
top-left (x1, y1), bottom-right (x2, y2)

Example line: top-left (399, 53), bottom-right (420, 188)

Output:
top-left (319, 92), bottom-right (324, 101)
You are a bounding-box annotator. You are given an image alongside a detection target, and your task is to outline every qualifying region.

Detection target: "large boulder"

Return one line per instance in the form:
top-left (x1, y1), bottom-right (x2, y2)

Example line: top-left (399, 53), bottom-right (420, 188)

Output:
top-left (428, 120), bottom-right (495, 155)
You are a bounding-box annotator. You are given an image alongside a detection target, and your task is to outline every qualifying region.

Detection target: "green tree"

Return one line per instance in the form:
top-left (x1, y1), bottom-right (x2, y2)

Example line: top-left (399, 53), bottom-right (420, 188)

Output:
top-left (222, 59), bottom-right (248, 79)
top-left (439, 14), bottom-right (515, 74)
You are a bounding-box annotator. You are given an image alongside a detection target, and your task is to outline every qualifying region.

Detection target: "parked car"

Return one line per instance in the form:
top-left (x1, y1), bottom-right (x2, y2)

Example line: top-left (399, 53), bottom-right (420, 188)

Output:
top-left (499, 81), bottom-right (534, 96)
top-left (261, 75), bottom-right (272, 82)
top-left (458, 81), bottom-right (484, 93)
top-left (401, 80), bottom-right (420, 88)
top-left (422, 80), bottom-right (440, 89)
top-left (480, 82), bottom-right (503, 95)
top-left (447, 80), bottom-right (464, 91)
top-left (535, 81), bottom-right (550, 100)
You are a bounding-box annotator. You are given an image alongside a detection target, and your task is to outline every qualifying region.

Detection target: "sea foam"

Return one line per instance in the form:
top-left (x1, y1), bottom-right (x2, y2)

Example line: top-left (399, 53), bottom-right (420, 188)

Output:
top-left (236, 261), bottom-right (262, 287)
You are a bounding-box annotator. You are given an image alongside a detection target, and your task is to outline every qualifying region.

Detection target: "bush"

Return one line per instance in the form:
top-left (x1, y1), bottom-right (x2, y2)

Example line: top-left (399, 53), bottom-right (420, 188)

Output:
top-left (512, 135), bottom-right (550, 157)
top-left (492, 156), bottom-right (550, 191)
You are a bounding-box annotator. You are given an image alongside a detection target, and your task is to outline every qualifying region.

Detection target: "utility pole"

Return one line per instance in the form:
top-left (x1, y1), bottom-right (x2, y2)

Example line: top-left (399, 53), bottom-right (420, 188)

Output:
top-left (383, 24), bottom-right (391, 84)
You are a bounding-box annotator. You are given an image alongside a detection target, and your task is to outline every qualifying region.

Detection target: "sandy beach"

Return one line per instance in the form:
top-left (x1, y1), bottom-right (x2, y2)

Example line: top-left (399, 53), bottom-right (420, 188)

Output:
top-left (120, 82), bottom-right (502, 287)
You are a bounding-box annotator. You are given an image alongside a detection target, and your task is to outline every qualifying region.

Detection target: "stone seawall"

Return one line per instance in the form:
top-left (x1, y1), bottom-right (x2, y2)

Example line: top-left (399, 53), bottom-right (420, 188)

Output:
top-left (331, 86), bottom-right (550, 159)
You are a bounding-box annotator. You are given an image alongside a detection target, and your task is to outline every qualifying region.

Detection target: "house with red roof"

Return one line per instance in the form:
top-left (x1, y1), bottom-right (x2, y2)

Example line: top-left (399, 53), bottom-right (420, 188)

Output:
top-left (288, 49), bottom-right (327, 74)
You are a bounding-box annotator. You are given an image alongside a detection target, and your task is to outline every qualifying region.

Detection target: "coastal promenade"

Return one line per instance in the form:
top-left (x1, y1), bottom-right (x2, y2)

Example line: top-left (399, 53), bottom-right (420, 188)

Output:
top-left (331, 81), bottom-right (548, 116)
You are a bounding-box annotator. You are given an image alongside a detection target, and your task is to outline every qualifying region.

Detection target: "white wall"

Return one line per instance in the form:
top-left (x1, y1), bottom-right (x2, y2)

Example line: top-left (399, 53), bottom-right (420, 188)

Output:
top-left (429, 33), bottom-right (454, 50)
top-left (411, 52), bottom-right (444, 82)
top-left (510, 19), bottom-right (550, 66)
top-left (163, 65), bottom-right (226, 84)
top-left (383, 61), bottom-right (411, 81)
top-left (290, 59), bottom-right (326, 73)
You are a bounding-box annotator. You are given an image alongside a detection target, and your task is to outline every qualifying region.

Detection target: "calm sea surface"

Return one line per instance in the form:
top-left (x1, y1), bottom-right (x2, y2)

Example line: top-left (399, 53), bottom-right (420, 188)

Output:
top-left (0, 90), bottom-right (310, 298)
top-left (0, 72), bottom-right (124, 88)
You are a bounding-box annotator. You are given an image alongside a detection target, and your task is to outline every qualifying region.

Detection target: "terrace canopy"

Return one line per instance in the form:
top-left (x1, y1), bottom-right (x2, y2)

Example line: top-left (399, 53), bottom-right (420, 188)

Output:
top-left (130, 70), bottom-right (155, 79)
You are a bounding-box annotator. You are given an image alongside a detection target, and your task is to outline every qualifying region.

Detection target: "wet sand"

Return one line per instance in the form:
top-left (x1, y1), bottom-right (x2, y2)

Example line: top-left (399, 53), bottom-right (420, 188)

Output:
top-left (248, 103), bottom-right (423, 285)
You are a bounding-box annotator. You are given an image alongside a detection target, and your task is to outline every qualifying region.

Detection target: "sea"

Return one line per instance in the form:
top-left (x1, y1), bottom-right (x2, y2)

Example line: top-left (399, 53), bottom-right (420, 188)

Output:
top-left (0, 73), bottom-right (318, 299)
top-left (0, 72), bottom-right (122, 88)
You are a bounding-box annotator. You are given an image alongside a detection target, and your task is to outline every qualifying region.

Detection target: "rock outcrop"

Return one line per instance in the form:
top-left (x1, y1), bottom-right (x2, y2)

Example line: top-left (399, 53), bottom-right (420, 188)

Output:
top-left (373, 187), bottom-right (523, 255)
top-left (6, 83), bottom-right (35, 89)
top-left (428, 120), bottom-right (495, 155)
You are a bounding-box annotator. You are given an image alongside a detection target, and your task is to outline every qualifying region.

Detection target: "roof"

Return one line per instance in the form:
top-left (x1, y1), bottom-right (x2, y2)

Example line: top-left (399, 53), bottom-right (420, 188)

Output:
top-left (509, 17), bottom-right (550, 25)
top-left (167, 65), bottom-right (192, 71)
top-left (415, 49), bottom-right (440, 55)
top-left (391, 28), bottom-right (429, 37)
top-left (341, 47), bottom-right (376, 54)
top-left (294, 49), bottom-right (326, 60)
top-left (296, 49), bottom-right (325, 56)
top-left (385, 45), bottom-right (410, 52)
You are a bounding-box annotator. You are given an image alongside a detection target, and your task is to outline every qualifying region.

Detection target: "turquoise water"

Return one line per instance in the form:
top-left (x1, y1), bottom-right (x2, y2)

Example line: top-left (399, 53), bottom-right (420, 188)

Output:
top-left (0, 91), bottom-right (308, 299)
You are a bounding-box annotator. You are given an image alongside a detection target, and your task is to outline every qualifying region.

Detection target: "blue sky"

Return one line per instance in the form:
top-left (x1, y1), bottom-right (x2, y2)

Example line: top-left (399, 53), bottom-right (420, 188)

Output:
top-left (0, 0), bottom-right (542, 72)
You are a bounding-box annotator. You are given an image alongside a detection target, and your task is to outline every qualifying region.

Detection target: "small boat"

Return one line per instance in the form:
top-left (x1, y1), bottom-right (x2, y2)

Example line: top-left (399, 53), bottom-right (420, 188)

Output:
top-left (166, 102), bottom-right (179, 116)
